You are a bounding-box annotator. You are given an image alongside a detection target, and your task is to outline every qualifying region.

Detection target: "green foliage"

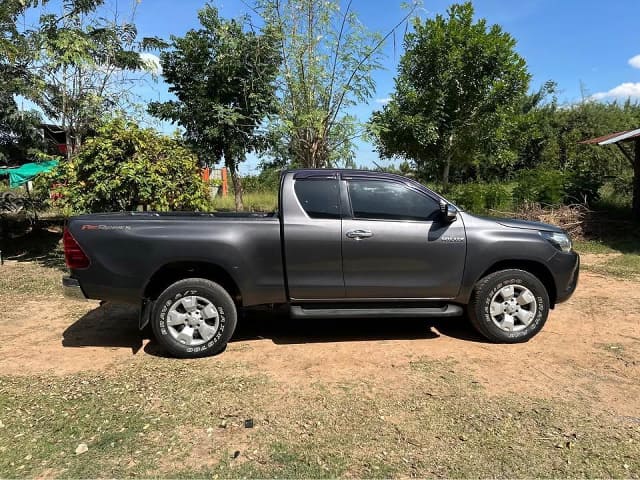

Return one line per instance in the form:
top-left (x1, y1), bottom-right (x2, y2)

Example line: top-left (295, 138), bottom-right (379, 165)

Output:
top-left (37, 119), bottom-right (208, 214)
top-left (513, 167), bottom-right (566, 206)
top-left (149, 5), bottom-right (280, 210)
top-left (0, 1), bottom-right (48, 164)
top-left (19, 1), bottom-right (165, 157)
top-left (445, 182), bottom-right (511, 213)
top-left (258, 0), bottom-right (386, 168)
top-left (0, 94), bottom-right (44, 165)
top-left (241, 168), bottom-right (281, 193)
top-left (369, 2), bottom-right (530, 186)
top-left (515, 98), bottom-right (639, 204)
top-left (564, 168), bottom-right (603, 204)
top-left (211, 191), bottom-right (277, 212)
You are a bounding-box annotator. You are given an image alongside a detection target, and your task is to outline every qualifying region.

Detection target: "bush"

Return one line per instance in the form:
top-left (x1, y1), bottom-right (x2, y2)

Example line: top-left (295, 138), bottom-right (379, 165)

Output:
top-left (564, 169), bottom-right (603, 204)
top-left (513, 168), bottom-right (566, 206)
top-left (446, 183), bottom-right (511, 213)
top-left (598, 176), bottom-right (633, 210)
top-left (37, 119), bottom-right (209, 214)
top-left (241, 168), bottom-right (281, 194)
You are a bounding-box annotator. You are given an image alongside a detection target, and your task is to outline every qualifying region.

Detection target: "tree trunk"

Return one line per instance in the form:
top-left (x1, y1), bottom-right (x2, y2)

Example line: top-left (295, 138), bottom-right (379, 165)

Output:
top-left (232, 172), bottom-right (244, 211)
top-left (442, 151), bottom-right (451, 190)
top-left (65, 131), bottom-right (72, 161)
top-left (442, 134), bottom-right (454, 190)
top-left (633, 139), bottom-right (640, 222)
top-left (227, 161), bottom-right (244, 212)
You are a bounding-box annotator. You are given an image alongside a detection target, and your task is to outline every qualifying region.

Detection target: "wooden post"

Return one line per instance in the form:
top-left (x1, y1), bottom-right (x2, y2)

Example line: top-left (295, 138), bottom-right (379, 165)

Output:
top-left (221, 168), bottom-right (228, 197)
top-left (634, 139), bottom-right (640, 221)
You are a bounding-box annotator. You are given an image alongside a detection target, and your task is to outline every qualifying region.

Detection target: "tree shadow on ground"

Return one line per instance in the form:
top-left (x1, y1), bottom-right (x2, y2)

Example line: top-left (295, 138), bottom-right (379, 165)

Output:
top-left (582, 209), bottom-right (640, 254)
top-left (1, 223), bottom-right (66, 270)
top-left (62, 302), bottom-right (486, 358)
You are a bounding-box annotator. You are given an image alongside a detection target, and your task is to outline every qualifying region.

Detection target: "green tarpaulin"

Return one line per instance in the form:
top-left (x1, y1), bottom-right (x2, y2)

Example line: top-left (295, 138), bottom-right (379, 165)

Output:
top-left (0, 160), bottom-right (59, 188)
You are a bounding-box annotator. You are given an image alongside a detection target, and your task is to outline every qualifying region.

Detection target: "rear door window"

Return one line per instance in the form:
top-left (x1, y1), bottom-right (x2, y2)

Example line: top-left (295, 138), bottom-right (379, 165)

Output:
top-left (294, 179), bottom-right (341, 219)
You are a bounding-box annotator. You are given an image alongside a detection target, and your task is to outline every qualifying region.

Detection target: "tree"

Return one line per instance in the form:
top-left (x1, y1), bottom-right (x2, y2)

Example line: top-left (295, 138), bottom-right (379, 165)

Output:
top-left (149, 5), bottom-right (280, 210)
top-left (0, 94), bottom-right (44, 165)
top-left (40, 118), bottom-right (209, 213)
top-left (521, 98), bottom-right (640, 206)
top-left (24, 0), bottom-right (164, 159)
top-left (369, 2), bottom-right (530, 187)
top-left (0, 0), bottom-right (45, 165)
top-left (258, 0), bottom-right (394, 168)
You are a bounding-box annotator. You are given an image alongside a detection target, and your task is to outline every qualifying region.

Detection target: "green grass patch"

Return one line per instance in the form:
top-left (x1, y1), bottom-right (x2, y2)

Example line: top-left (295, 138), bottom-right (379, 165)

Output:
top-left (575, 238), bottom-right (640, 255)
top-left (211, 191), bottom-right (277, 212)
top-left (587, 253), bottom-right (640, 280)
top-left (574, 240), bottom-right (620, 255)
top-left (575, 239), bottom-right (640, 279)
top-left (1, 356), bottom-right (639, 478)
top-left (0, 360), bottom-right (269, 478)
top-left (0, 261), bottom-right (63, 297)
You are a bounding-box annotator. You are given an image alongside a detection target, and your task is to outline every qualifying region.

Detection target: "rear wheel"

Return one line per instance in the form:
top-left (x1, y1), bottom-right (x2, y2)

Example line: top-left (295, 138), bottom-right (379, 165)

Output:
top-left (468, 269), bottom-right (549, 343)
top-left (151, 278), bottom-right (237, 358)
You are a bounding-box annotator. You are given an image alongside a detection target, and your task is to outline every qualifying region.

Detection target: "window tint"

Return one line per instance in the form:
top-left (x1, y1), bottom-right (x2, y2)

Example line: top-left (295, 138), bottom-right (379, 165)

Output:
top-left (294, 179), bottom-right (340, 219)
top-left (347, 179), bottom-right (439, 221)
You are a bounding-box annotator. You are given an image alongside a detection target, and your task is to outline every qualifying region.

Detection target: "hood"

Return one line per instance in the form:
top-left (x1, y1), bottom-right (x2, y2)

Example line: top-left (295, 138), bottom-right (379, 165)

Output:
top-left (491, 217), bottom-right (564, 233)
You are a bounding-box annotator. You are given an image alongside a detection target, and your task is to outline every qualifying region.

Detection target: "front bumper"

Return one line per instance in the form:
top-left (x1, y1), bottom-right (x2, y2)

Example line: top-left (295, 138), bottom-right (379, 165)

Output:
top-left (551, 251), bottom-right (580, 304)
top-left (62, 276), bottom-right (87, 300)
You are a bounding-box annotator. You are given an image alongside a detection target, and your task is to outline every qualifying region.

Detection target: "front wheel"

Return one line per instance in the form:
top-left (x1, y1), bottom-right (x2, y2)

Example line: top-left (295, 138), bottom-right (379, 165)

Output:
top-left (151, 278), bottom-right (237, 358)
top-left (468, 269), bottom-right (549, 343)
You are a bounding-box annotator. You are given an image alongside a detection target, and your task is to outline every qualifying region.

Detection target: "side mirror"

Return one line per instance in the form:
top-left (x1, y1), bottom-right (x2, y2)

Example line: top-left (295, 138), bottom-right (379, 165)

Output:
top-left (439, 200), bottom-right (458, 222)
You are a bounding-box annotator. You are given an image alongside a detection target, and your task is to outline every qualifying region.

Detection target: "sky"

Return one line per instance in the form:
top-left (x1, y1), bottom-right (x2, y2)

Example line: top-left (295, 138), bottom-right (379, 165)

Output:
top-left (25, 0), bottom-right (640, 173)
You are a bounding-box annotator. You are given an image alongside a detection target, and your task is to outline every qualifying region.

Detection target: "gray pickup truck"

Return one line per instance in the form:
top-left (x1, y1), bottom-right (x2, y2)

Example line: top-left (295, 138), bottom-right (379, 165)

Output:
top-left (63, 169), bottom-right (579, 357)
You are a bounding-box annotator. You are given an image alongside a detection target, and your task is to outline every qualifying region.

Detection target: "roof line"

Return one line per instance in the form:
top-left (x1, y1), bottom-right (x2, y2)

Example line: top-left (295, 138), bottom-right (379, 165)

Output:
top-left (581, 127), bottom-right (640, 145)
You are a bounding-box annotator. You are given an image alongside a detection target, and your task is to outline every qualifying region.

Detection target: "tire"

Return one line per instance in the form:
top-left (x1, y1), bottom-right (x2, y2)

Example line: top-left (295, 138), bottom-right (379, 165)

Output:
top-left (151, 278), bottom-right (237, 358)
top-left (468, 269), bottom-right (549, 343)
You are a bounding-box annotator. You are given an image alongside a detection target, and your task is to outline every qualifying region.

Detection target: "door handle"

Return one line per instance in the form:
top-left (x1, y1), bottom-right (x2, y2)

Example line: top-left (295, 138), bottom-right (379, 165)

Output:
top-left (346, 229), bottom-right (373, 239)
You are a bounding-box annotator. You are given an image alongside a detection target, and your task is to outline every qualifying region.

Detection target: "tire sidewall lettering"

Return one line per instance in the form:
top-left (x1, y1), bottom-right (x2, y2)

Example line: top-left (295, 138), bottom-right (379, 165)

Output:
top-left (481, 277), bottom-right (546, 339)
top-left (157, 288), bottom-right (227, 352)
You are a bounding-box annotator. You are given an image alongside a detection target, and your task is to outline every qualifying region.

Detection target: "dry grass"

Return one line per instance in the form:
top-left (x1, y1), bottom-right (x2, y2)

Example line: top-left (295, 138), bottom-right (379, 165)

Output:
top-left (1, 357), bottom-right (638, 478)
top-left (491, 202), bottom-right (590, 239)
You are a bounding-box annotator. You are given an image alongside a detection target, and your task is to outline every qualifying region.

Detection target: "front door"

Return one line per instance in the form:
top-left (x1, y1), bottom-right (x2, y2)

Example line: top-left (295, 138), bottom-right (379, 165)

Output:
top-left (341, 178), bottom-right (466, 299)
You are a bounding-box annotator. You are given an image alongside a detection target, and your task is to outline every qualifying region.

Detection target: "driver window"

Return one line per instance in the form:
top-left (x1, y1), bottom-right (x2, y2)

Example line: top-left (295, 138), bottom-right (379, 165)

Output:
top-left (347, 179), bottom-right (439, 221)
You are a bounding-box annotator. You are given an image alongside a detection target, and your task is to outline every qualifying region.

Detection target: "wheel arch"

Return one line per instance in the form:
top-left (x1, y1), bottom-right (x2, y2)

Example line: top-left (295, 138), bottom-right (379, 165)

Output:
top-left (475, 259), bottom-right (557, 308)
top-left (143, 261), bottom-right (242, 306)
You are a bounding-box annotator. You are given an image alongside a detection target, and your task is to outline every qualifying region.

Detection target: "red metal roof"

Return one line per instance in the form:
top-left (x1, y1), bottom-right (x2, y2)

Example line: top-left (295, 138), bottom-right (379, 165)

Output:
top-left (580, 128), bottom-right (640, 145)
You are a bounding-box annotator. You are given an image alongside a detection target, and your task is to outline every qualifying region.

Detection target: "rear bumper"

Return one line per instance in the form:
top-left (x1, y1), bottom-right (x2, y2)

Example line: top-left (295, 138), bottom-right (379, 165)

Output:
top-left (552, 251), bottom-right (580, 304)
top-left (62, 276), bottom-right (87, 300)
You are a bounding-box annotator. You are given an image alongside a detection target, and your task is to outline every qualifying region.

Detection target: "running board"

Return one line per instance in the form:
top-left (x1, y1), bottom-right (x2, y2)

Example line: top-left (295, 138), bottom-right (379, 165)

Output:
top-left (289, 304), bottom-right (463, 319)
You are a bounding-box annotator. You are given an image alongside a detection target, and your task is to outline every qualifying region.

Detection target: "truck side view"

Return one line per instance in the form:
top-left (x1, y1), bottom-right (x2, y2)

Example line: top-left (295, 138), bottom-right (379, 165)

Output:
top-left (63, 169), bottom-right (580, 358)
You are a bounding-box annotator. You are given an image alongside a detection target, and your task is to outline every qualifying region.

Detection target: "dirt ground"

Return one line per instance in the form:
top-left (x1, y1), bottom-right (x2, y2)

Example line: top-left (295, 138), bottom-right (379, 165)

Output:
top-left (1, 257), bottom-right (638, 420)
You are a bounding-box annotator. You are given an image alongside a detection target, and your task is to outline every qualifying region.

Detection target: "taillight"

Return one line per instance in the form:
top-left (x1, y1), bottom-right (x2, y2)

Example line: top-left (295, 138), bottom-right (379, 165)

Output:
top-left (63, 228), bottom-right (90, 269)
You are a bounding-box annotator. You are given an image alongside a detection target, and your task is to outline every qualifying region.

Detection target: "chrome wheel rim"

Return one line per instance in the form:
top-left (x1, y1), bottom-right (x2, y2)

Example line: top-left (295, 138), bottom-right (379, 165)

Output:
top-left (489, 284), bottom-right (537, 332)
top-left (166, 296), bottom-right (220, 346)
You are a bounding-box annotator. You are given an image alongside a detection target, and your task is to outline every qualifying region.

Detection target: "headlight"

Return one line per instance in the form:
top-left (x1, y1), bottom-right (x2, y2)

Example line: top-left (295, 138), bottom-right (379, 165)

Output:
top-left (541, 231), bottom-right (572, 252)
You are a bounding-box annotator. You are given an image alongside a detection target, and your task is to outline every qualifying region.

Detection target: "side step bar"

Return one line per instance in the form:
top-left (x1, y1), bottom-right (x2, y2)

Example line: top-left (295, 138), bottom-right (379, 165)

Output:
top-left (290, 304), bottom-right (463, 319)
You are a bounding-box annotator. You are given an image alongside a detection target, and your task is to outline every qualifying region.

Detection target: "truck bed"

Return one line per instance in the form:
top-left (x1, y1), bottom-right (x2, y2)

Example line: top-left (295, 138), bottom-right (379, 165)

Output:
top-left (67, 212), bottom-right (286, 306)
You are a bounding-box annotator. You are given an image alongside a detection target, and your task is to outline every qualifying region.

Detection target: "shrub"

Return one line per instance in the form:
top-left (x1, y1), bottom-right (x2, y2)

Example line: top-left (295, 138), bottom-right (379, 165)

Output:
top-left (564, 169), bottom-right (603, 204)
top-left (513, 168), bottom-right (566, 206)
top-left (38, 119), bottom-right (209, 214)
top-left (446, 183), bottom-right (511, 213)
top-left (241, 168), bottom-right (281, 194)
